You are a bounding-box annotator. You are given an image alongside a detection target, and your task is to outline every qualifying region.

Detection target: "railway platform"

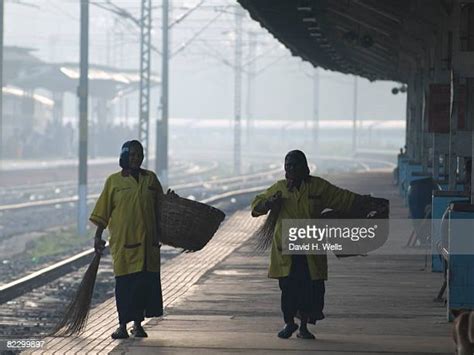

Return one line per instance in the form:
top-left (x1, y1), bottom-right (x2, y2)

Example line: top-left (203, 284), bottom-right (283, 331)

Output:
top-left (31, 170), bottom-right (453, 354)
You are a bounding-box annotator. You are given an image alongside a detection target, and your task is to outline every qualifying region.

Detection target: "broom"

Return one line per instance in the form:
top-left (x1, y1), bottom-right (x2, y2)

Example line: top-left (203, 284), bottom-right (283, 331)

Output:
top-left (253, 198), bottom-right (283, 253)
top-left (50, 251), bottom-right (102, 336)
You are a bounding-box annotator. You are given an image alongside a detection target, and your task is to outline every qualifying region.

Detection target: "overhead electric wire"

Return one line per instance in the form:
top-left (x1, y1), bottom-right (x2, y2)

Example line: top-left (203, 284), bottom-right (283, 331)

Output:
top-left (171, 9), bottom-right (226, 58)
top-left (169, 0), bottom-right (206, 28)
top-left (253, 54), bottom-right (288, 76)
top-left (241, 43), bottom-right (279, 68)
top-left (43, 0), bottom-right (78, 21)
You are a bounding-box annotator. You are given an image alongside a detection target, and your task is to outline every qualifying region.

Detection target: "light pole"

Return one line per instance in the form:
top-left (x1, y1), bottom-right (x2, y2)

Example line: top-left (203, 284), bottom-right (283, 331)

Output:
top-left (138, 0), bottom-right (152, 167)
top-left (77, 0), bottom-right (89, 237)
top-left (234, 5), bottom-right (243, 175)
top-left (0, 0), bottom-right (4, 170)
top-left (156, 0), bottom-right (169, 187)
top-left (245, 31), bottom-right (256, 143)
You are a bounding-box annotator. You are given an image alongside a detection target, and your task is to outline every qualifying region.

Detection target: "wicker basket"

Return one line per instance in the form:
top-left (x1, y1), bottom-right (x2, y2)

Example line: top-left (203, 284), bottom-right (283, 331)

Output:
top-left (158, 195), bottom-right (226, 251)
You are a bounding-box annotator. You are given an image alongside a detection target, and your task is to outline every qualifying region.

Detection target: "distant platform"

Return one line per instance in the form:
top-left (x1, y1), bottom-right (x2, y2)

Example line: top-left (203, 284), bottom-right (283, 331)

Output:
top-left (0, 157), bottom-right (117, 171)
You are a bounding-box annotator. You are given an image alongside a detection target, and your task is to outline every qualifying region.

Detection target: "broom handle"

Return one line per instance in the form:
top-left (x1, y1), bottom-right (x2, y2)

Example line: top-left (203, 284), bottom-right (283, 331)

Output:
top-left (94, 225), bottom-right (106, 255)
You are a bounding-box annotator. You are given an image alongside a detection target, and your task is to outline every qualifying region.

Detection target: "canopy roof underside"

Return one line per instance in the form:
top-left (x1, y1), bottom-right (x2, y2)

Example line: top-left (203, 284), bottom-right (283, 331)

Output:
top-left (238, 0), bottom-right (452, 83)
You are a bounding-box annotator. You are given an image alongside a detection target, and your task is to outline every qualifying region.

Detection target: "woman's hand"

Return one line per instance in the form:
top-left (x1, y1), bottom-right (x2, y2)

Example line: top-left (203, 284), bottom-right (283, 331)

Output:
top-left (94, 225), bottom-right (106, 255)
top-left (166, 188), bottom-right (178, 198)
top-left (265, 191), bottom-right (282, 210)
top-left (352, 195), bottom-right (389, 218)
top-left (368, 197), bottom-right (389, 216)
top-left (252, 191), bottom-right (282, 216)
top-left (153, 227), bottom-right (162, 248)
top-left (94, 238), bottom-right (106, 255)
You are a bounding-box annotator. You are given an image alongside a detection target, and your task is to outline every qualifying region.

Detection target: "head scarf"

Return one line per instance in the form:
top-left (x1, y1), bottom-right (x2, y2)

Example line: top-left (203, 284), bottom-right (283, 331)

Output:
top-left (284, 150), bottom-right (310, 191)
top-left (252, 150), bottom-right (310, 252)
top-left (119, 140), bottom-right (144, 170)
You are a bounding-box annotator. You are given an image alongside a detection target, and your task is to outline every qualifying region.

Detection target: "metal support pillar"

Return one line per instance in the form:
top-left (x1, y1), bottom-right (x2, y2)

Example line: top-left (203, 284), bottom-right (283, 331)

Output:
top-left (0, 0), bottom-right (4, 169)
top-left (77, 0), bottom-right (89, 237)
top-left (433, 134), bottom-right (440, 180)
top-left (447, 81), bottom-right (461, 191)
top-left (53, 92), bottom-right (64, 128)
top-left (431, 28), bottom-right (451, 181)
top-left (234, 5), bottom-right (243, 174)
top-left (352, 76), bottom-right (358, 153)
top-left (156, 0), bottom-right (169, 187)
top-left (449, 3), bottom-right (462, 190)
top-left (405, 80), bottom-right (412, 158)
top-left (245, 31), bottom-right (256, 143)
top-left (472, 128), bottom-right (474, 203)
top-left (421, 67), bottom-right (430, 173)
top-left (466, 2), bottom-right (474, 202)
top-left (407, 74), bottom-right (418, 161)
top-left (139, 0), bottom-right (152, 167)
top-left (414, 71), bottom-right (424, 163)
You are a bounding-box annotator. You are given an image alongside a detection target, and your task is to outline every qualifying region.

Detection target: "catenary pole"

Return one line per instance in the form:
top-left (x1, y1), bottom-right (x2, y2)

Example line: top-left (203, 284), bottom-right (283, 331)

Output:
top-left (77, 0), bottom-right (89, 237)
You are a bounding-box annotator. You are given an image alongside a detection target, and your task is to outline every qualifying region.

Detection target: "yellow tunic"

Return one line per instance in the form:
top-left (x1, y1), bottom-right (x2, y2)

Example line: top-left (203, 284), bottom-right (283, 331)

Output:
top-left (251, 176), bottom-right (356, 280)
top-left (90, 169), bottom-right (163, 276)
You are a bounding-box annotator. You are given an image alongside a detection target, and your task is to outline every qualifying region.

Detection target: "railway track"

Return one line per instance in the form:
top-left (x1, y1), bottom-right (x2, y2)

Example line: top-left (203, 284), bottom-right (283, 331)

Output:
top-left (0, 160), bottom-right (219, 207)
top-left (0, 153), bottom-right (394, 214)
top-left (0, 162), bottom-right (275, 213)
top-left (0, 160), bottom-right (223, 248)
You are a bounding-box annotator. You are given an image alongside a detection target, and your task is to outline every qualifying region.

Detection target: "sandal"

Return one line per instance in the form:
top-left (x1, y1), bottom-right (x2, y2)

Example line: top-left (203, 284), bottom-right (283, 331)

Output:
top-left (297, 327), bottom-right (315, 339)
top-left (111, 327), bottom-right (129, 339)
top-left (277, 323), bottom-right (298, 339)
top-left (131, 325), bottom-right (148, 338)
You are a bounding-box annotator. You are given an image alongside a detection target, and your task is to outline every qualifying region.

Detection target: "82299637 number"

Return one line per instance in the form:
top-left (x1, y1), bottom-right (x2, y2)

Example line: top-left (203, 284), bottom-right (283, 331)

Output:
top-left (4, 339), bottom-right (45, 349)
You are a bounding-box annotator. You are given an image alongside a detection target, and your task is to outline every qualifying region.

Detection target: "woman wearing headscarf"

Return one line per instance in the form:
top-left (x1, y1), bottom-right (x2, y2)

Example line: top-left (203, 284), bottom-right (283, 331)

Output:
top-left (251, 150), bottom-right (387, 340)
top-left (91, 140), bottom-right (172, 339)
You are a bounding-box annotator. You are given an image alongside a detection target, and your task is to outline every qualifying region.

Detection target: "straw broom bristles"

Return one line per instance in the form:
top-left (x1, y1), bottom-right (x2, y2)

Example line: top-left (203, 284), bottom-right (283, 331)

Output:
top-left (252, 199), bottom-right (282, 253)
top-left (50, 252), bottom-right (101, 336)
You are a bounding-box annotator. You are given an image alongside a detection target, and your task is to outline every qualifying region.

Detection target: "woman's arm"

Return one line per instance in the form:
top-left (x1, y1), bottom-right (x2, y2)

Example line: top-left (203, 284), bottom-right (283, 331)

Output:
top-left (252, 191), bottom-right (282, 217)
top-left (94, 225), bottom-right (106, 254)
top-left (90, 177), bottom-right (113, 254)
top-left (251, 182), bottom-right (282, 217)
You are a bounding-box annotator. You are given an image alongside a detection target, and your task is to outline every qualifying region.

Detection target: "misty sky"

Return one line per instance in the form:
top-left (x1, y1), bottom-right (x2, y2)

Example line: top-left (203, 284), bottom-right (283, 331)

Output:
top-left (5, 0), bottom-right (407, 123)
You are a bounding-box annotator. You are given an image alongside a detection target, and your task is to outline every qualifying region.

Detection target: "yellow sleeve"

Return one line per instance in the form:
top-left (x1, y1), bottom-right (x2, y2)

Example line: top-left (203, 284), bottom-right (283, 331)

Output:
top-left (90, 176), bottom-right (113, 228)
top-left (250, 181), bottom-right (282, 217)
top-left (319, 178), bottom-right (356, 213)
top-left (150, 172), bottom-right (164, 194)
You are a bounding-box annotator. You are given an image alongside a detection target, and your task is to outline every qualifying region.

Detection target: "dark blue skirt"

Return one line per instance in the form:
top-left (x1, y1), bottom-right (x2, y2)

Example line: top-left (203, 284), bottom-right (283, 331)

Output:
top-left (278, 255), bottom-right (325, 324)
top-left (115, 271), bottom-right (163, 324)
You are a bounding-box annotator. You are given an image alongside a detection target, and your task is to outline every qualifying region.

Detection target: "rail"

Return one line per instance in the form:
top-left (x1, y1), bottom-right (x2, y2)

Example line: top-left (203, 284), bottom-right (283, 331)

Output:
top-left (0, 163), bottom-right (277, 212)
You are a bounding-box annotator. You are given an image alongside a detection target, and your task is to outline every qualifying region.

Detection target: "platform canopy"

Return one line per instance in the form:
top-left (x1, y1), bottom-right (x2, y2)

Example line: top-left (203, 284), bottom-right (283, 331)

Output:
top-left (237, 0), bottom-right (451, 83)
top-left (4, 46), bottom-right (160, 99)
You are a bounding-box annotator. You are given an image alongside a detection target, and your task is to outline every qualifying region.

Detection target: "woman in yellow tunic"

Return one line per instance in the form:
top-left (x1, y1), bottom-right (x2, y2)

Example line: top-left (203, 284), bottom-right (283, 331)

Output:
top-left (91, 140), bottom-right (168, 339)
top-left (251, 150), bottom-right (385, 340)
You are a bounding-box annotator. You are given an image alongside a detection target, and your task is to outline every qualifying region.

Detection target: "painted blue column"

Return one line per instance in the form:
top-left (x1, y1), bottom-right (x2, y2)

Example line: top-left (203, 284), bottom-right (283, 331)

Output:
top-left (447, 203), bottom-right (474, 319)
top-left (431, 191), bottom-right (469, 272)
top-left (402, 163), bottom-right (424, 204)
top-left (398, 156), bottom-right (409, 196)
